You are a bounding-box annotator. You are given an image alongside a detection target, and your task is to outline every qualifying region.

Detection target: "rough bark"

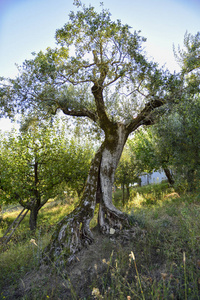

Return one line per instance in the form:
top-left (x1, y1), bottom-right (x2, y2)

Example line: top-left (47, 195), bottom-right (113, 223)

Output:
top-left (44, 80), bottom-right (166, 264)
top-left (98, 123), bottom-right (129, 234)
top-left (45, 144), bottom-right (104, 265)
top-left (44, 124), bottom-right (130, 264)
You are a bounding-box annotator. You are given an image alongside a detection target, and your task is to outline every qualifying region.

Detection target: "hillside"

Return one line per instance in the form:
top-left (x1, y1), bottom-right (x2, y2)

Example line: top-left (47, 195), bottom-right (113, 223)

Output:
top-left (0, 183), bottom-right (200, 299)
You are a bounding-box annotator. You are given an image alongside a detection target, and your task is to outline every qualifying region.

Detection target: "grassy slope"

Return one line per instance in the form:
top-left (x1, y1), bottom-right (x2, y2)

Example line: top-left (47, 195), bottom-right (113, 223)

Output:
top-left (0, 183), bottom-right (200, 299)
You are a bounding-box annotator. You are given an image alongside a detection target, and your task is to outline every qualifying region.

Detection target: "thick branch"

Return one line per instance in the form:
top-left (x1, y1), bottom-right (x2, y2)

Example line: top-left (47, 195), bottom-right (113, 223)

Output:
top-left (61, 107), bottom-right (97, 123)
top-left (126, 98), bottom-right (165, 133)
top-left (91, 85), bottom-right (112, 131)
top-left (19, 199), bottom-right (33, 210)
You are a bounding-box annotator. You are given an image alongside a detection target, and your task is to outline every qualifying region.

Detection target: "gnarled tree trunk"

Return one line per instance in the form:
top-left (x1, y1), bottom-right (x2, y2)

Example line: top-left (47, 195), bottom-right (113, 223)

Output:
top-left (44, 68), bottom-right (165, 264)
top-left (45, 124), bottom-right (130, 264)
top-left (98, 123), bottom-right (129, 234)
top-left (46, 144), bottom-right (104, 264)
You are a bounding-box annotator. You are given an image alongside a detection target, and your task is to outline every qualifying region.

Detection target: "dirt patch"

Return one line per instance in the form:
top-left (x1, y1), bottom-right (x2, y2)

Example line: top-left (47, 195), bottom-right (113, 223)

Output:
top-left (1, 225), bottom-right (165, 299)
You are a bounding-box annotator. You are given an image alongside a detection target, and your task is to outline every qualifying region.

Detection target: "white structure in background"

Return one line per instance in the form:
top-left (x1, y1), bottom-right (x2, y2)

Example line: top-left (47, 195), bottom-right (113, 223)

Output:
top-left (139, 170), bottom-right (167, 186)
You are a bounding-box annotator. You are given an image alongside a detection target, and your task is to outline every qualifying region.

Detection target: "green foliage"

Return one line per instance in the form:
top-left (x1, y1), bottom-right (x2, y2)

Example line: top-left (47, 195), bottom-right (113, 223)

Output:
top-left (147, 92), bottom-right (200, 191)
top-left (127, 128), bottom-right (160, 175)
top-left (62, 137), bottom-right (94, 196)
top-left (0, 1), bottom-right (176, 130)
top-left (127, 94), bottom-right (200, 192)
top-left (1, 184), bottom-right (200, 299)
top-left (115, 147), bottom-right (138, 204)
top-left (174, 31), bottom-right (200, 73)
top-left (126, 31), bottom-right (200, 191)
top-left (0, 120), bottom-right (93, 229)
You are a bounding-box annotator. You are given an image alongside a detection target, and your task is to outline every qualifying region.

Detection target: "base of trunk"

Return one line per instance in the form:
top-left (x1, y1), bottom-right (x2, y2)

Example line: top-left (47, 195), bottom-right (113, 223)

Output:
top-left (98, 202), bottom-right (129, 234)
top-left (44, 206), bottom-right (95, 265)
top-left (44, 144), bottom-right (103, 265)
top-left (44, 204), bottom-right (129, 266)
top-left (44, 126), bottom-right (130, 265)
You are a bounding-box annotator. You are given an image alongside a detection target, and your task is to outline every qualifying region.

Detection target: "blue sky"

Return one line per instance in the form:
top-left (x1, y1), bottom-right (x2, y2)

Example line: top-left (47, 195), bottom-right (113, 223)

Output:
top-left (0, 0), bottom-right (200, 129)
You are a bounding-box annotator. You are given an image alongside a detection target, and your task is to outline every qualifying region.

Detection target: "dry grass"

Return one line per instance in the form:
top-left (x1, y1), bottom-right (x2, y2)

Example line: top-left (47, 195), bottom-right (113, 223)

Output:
top-left (0, 184), bottom-right (200, 299)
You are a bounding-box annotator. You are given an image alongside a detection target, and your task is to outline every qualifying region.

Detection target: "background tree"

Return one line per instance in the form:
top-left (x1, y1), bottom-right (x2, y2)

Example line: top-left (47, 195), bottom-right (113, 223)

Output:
top-left (0, 121), bottom-right (93, 230)
top-left (149, 94), bottom-right (200, 192)
top-left (125, 32), bottom-right (200, 191)
top-left (128, 129), bottom-right (157, 173)
top-left (115, 147), bottom-right (138, 205)
top-left (128, 128), bottom-right (174, 185)
top-left (147, 32), bottom-right (200, 191)
top-left (174, 31), bottom-right (200, 74)
top-left (0, 2), bottom-right (181, 262)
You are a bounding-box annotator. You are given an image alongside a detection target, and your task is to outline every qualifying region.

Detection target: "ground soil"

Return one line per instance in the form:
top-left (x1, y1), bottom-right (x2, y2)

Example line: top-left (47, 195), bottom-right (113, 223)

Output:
top-left (2, 225), bottom-right (152, 299)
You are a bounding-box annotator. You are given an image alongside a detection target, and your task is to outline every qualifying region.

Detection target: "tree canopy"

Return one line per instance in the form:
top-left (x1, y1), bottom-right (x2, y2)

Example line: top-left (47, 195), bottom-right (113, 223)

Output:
top-left (0, 2), bottom-right (178, 130)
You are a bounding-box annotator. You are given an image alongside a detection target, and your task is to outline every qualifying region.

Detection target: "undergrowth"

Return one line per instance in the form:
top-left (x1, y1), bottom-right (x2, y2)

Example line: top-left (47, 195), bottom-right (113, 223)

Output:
top-left (0, 183), bottom-right (200, 299)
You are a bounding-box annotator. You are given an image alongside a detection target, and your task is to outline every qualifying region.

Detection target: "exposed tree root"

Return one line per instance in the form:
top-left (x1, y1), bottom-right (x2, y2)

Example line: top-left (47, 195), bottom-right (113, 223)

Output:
top-left (44, 145), bottom-right (103, 265)
top-left (98, 202), bottom-right (129, 234)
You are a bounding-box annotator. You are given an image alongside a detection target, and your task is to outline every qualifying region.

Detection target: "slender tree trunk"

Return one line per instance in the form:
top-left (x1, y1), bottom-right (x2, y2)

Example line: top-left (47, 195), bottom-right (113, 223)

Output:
top-left (187, 168), bottom-right (196, 192)
top-left (122, 184), bottom-right (125, 206)
top-left (29, 207), bottom-right (39, 231)
top-left (126, 184), bottom-right (130, 199)
top-left (163, 168), bottom-right (174, 185)
top-left (29, 160), bottom-right (41, 231)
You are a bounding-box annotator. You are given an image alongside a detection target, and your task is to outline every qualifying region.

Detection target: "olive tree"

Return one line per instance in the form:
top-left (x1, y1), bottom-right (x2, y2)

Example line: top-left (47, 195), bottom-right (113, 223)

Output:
top-left (0, 3), bottom-right (180, 262)
top-left (126, 32), bottom-right (200, 190)
top-left (147, 94), bottom-right (200, 191)
top-left (150, 31), bottom-right (200, 190)
top-left (115, 148), bottom-right (138, 204)
top-left (0, 121), bottom-right (92, 230)
top-left (128, 128), bottom-right (175, 185)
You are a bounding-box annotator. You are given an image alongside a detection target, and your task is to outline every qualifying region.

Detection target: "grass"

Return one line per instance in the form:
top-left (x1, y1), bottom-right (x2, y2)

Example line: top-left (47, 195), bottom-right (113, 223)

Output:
top-left (0, 183), bottom-right (200, 299)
